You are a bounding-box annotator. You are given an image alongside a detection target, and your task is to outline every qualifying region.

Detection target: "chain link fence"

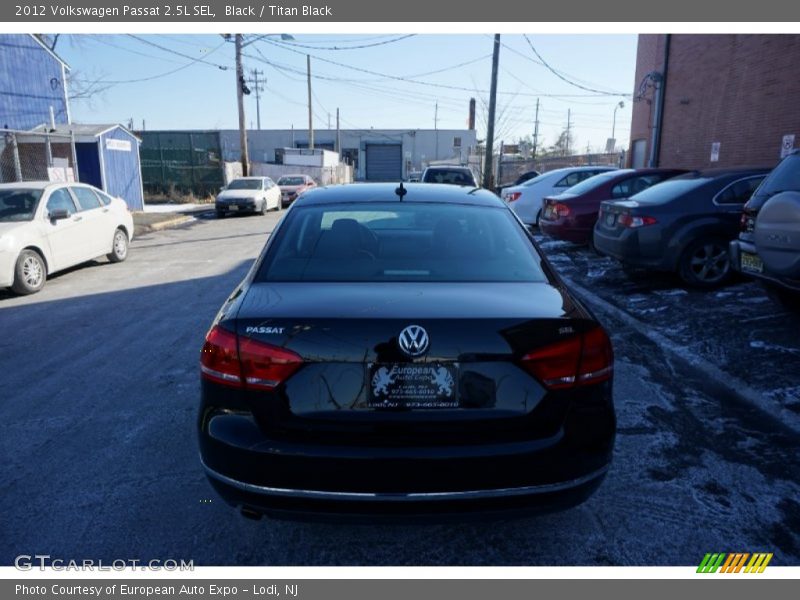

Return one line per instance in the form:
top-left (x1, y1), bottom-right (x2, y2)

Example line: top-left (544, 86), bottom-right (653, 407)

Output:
top-left (0, 129), bottom-right (77, 183)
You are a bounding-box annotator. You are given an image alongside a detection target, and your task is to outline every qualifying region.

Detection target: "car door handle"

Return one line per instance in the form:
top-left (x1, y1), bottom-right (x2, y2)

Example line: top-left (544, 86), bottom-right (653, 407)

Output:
top-left (102, 208), bottom-right (110, 213)
top-left (72, 215), bottom-right (83, 221)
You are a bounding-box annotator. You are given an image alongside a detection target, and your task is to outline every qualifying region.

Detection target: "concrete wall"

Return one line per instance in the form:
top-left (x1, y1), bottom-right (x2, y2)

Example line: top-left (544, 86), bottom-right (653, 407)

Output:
top-left (629, 34), bottom-right (800, 170)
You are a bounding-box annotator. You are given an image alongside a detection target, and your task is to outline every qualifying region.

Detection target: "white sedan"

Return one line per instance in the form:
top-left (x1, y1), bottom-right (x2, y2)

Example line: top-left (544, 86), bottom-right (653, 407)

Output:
top-left (501, 166), bottom-right (618, 226)
top-left (0, 181), bottom-right (134, 295)
top-left (215, 176), bottom-right (281, 218)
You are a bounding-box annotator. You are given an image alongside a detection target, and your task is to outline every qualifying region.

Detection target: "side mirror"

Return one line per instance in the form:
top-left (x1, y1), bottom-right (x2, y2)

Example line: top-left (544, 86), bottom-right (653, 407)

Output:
top-left (49, 208), bottom-right (70, 221)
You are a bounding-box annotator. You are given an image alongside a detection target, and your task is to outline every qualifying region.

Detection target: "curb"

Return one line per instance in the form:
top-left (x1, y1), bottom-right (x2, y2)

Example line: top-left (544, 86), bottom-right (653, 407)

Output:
top-left (134, 215), bottom-right (194, 236)
top-left (562, 275), bottom-right (800, 435)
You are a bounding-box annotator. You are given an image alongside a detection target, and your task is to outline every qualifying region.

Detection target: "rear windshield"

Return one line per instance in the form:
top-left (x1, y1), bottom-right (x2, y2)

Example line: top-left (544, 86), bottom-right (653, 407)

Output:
top-left (227, 179), bottom-right (261, 190)
top-left (560, 171), bottom-right (621, 195)
top-left (257, 202), bottom-right (546, 283)
top-left (0, 189), bottom-right (42, 222)
top-left (422, 169), bottom-right (475, 185)
top-left (755, 153), bottom-right (800, 197)
top-left (278, 177), bottom-right (306, 186)
top-left (627, 176), bottom-right (708, 203)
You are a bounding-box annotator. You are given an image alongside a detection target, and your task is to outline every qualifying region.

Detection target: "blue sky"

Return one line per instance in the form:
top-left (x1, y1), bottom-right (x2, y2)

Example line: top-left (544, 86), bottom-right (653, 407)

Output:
top-left (58, 34), bottom-right (637, 152)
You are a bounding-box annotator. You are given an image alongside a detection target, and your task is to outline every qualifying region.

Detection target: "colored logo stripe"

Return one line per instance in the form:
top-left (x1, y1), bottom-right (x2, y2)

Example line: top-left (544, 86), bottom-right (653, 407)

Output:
top-left (697, 553), bottom-right (773, 573)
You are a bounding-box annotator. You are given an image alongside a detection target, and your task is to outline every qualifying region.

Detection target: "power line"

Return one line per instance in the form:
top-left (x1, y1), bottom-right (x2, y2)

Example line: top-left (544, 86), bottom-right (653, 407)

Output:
top-left (127, 34), bottom-right (230, 70)
top-left (522, 34), bottom-right (627, 97)
top-left (262, 34), bottom-right (417, 51)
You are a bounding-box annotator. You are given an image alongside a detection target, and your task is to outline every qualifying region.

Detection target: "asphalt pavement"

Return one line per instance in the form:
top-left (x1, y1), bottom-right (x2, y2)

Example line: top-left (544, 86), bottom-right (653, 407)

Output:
top-left (1, 210), bottom-right (798, 566)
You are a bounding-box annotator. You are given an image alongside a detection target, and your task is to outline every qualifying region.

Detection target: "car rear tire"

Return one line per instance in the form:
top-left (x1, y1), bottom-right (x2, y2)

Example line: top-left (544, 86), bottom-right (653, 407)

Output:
top-left (11, 249), bottom-right (46, 295)
top-left (678, 238), bottom-right (732, 288)
top-left (107, 228), bottom-right (129, 263)
top-left (761, 282), bottom-right (800, 314)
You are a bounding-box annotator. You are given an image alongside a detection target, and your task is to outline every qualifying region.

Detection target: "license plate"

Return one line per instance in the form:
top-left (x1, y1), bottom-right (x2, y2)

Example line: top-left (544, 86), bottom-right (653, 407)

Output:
top-left (229, 205), bottom-right (239, 211)
top-left (543, 207), bottom-right (554, 219)
top-left (368, 363), bottom-right (458, 409)
top-left (605, 213), bottom-right (616, 227)
top-left (740, 252), bottom-right (764, 273)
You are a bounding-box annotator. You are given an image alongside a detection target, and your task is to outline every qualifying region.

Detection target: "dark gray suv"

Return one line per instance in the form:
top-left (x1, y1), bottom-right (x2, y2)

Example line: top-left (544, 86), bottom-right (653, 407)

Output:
top-left (730, 151), bottom-right (800, 312)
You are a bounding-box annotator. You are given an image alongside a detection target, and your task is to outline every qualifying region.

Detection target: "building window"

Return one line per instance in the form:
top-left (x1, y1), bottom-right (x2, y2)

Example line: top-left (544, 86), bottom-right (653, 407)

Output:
top-left (453, 136), bottom-right (462, 148)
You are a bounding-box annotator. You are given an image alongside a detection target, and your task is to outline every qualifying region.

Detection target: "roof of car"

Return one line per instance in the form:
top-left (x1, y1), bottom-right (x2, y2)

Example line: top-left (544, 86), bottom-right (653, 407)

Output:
top-left (679, 167), bottom-right (772, 178)
top-left (294, 183), bottom-right (503, 207)
top-left (0, 181), bottom-right (93, 190)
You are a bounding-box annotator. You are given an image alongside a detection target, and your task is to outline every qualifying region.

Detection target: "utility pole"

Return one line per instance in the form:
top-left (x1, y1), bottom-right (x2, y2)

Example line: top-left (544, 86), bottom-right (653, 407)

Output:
top-left (532, 98), bottom-right (540, 160)
top-left (335, 108), bottom-right (341, 154)
top-left (565, 108), bottom-right (572, 157)
top-left (483, 34), bottom-right (500, 190)
top-left (235, 34), bottom-right (250, 176)
top-left (247, 69), bottom-right (265, 130)
top-left (307, 54), bottom-right (314, 150)
top-left (434, 101), bottom-right (439, 159)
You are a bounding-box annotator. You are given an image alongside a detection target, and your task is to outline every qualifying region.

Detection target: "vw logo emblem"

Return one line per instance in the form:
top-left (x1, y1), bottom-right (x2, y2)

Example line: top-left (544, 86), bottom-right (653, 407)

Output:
top-left (398, 325), bottom-right (429, 357)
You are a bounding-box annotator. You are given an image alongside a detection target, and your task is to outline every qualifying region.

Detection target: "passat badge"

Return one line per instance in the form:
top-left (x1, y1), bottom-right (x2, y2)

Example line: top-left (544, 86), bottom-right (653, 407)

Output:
top-left (398, 325), bottom-right (429, 357)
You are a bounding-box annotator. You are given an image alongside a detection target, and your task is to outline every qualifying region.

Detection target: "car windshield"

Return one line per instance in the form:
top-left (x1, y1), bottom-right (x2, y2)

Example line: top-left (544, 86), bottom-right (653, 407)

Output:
top-left (423, 169), bottom-right (475, 185)
top-left (0, 189), bottom-right (42, 222)
top-left (627, 176), bottom-right (709, 203)
top-left (227, 179), bottom-right (261, 190)
top-left (258, 202), bottom-right (547, 283)
top-left (278, 177), bottom-right (306, 186)
top-left (561, 171), bottom-right (622, 195)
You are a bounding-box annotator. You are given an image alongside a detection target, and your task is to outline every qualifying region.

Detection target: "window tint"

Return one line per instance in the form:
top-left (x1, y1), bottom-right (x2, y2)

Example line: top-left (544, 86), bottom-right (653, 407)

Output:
top-left (755, 154), bottom-right (800, 196)
top-left (0, 189), bottom-right (42, 222)
top-left (554, 172), bottom-right (582, 187)
top-left (611, 174), bottom-right (666, 199)
top-left (563, 172), bottom-right (619, 195)
top-left (422, 169), bottom-right (476, 185)
top-left (716, 176), bottom-right (766, 204)
top-left (628, 177), bottom-right (709, 203)
top-left (227, 179), bottom-right (262, 190)
top-left (46, 188), bottom-right (77, 216)
top-left (258, 203), bottom-right (546, 283)
top-left (71, 187), bottom-right (103, 211)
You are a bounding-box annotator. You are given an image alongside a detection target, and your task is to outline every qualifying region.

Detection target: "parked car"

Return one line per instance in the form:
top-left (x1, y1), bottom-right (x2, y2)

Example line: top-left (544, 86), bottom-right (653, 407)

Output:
top-left (502, 166), bottom-right (618, 227)
top-left (0, 182), bottom-right (133, 295)
top-left (539, 168), bottom-right (687, 245)
top-left (216, 177), bottom-right (280, 218)
top-left (594, 168), bottom-right (770, 288)
top-left (277, 174), bottom-right (317, 208)
top-left (730, 151), bottom-right (800, 312)
top-left (421, 165), bottom-right (478, 187)
top-left (512, 170), bottom-right (541, 186)
top-left (407, 171), bottom-right (423, 183)
top-left (199, 183), bottom-right (615, 518)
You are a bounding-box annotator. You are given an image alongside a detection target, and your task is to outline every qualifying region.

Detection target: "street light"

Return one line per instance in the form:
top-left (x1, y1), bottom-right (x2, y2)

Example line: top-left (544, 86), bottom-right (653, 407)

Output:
top-left (611, 100), bottom-right (625, 144)
top-left (228, 34), bottom-right (295, 176)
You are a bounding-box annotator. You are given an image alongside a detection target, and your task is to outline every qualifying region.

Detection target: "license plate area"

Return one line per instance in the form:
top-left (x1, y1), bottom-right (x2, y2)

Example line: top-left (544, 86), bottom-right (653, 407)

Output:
top-left (368, 363), bottom-right (458, 409)
top-left (741, 252), bottom-right (764, 273)
top-left (604, 212), bottom-right (617, 227)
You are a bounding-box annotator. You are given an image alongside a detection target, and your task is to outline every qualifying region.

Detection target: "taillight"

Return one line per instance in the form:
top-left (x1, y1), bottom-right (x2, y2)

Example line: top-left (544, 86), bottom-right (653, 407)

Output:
top-left (200, 326), bottom-right (242, 387)
top-left (521, 326), bottom-right (613, 390)
top-left (239, 337), bottom-right (303, 390)
top-left (618, 213), bottom-right (657, 228)
top-left (554, 203), bottom-right (571, 217)
top-left (506, 192), bottom-right (522, 202)
top-left (741, 212), bottom-right (755, 233)
top-left (200, 325), bottom-right (302, 389)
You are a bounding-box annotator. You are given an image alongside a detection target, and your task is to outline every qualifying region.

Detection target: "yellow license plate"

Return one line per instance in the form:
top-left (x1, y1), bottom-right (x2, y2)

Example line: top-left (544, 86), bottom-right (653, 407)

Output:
top-left (741, 252), bottom-right (763, 273)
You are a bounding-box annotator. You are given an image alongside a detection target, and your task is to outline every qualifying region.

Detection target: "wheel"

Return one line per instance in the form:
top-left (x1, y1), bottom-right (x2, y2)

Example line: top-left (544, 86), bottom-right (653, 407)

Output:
top-left (534, 209), bottom-right (542, 227)
top-left (11, 249), bottom-right (46, 295)
top-left (761, 282), bottom-right (800, 314)
top-left (107, 228), bottom-right (129, 263)
top-left (678, 238), bottom-right (731, 288)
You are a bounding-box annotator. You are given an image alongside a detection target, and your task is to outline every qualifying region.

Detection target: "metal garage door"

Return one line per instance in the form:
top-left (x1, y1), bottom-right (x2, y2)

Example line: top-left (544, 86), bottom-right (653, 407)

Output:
top-left (365, 144), bottom-right (402, 181)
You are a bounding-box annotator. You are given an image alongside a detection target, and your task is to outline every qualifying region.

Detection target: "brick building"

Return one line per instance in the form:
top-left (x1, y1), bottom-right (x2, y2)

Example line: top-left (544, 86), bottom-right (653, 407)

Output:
top-left (629, 34), bottom-right (800, 170)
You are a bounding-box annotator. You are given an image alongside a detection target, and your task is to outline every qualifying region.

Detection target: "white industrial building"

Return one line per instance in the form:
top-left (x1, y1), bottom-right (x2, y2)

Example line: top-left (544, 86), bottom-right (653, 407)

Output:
top-left (218, 128), bottom-right (478, 181)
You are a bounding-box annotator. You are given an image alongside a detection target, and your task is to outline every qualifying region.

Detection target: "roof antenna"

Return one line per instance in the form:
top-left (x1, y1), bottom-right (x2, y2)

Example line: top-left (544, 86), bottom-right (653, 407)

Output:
top-left (395, 181), bottom-right (408, 199)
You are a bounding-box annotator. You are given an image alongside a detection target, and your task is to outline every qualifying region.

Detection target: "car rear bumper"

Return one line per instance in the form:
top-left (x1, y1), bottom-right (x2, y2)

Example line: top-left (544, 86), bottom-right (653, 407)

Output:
top-left (198, 386), bottom-right (615, 516)
top-left (593, 226), bottom-right (666, 268)
top-left (540, 219), bottom-right (591, 244)
top-left (216, 200), bottom-right (258, 212)
top-left (730, 239), bottom-right (800, 292)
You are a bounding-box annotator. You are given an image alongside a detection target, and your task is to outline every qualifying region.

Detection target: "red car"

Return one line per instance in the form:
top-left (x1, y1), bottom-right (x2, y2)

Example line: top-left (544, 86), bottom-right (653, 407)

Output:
top-left (539, 168), bottom-right (687, 245)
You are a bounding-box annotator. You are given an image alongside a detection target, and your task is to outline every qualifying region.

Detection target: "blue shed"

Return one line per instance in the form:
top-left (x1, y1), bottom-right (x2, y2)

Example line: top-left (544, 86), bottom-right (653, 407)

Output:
top-left (35, 123), bottom-right (145, 210)
top-left (0, 34), bottom-right (70, 130)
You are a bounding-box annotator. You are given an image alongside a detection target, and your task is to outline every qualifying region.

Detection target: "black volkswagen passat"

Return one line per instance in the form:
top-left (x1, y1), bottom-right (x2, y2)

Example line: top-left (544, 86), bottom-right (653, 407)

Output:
top-left (199, 183), bottom-right (615, 518)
